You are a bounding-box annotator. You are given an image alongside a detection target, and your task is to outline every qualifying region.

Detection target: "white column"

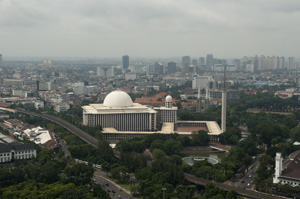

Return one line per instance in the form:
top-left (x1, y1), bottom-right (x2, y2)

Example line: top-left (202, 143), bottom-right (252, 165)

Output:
top-left (221, 90), bottom-right (226, 132)
top-left (273, 153), bottom-right (283, 183)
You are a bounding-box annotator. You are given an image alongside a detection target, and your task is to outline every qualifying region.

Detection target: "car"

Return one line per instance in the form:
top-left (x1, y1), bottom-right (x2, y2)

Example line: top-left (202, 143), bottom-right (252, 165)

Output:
top-left (107, 190), bottom-right (111, 193)
top-left (249, 175), bottom-right (252, 178)
top-left (247, 183), bottom-right (250, 186)
top-left (119, 188), bottom-right (122, 191)
top-left (112, 190), bottom-right (116, 193)
top-left (241, 180), bottom-right (245, 183)
top-left (106, 183), bottom-right (109, 186)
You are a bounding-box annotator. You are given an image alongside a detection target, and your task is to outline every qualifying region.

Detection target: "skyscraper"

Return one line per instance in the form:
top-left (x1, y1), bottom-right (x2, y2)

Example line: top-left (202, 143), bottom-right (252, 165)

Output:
top-left (206, 54), bottom-right (214, 68)
top-left (199, 57), bottom-right (205, 66)
top-left (122, 55), bottom-right (129, 70)
top-left (192, 59), bottom-right (198, 67)
top-left (182, 56), bottom-right (190, 73)
top-left (167, 62), bottom-right (177, 74)
top-left (153, 62), bottom-right (164, 75)
top-left (289, 57), bottom-right (295, 70)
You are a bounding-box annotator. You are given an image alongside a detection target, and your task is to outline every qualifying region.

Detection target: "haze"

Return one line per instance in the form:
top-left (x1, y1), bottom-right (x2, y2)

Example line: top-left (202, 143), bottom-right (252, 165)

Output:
top-left (0, 0), bottom-right (299, 58)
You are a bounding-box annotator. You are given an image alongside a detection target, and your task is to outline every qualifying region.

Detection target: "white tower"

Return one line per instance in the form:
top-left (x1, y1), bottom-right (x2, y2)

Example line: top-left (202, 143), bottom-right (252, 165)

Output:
top-left (273, 153), bottom-right (283, 183)
top-left (165, 95), bottom-right (173, 108)
top-left (196, 87), bottom-right (201, 112)
top-left (221, 65), bottom-right (227, 132)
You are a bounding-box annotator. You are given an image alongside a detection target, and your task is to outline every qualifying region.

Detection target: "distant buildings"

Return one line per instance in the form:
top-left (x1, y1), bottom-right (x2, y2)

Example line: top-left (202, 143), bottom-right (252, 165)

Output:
top-left (192, 75), bottom-right (214, 89)
top-left (199, 57), bottom-right (205, 66)
top-left (289, 57), bottom-right (295, 70)
top-left (167, 62), bottom-right (177, 74)
top-left (54, 103), bottom-right (70, 113)
top-left (43, 59), bottom-right (52, 66)
top-left (206, 54), bottom-right (214, 68)
top-left (97, 66), bottom-right (114, 77)
top-left (122, 55), bottom-right (129, 70)
top-left (182, 56), bottom-right (191, 73)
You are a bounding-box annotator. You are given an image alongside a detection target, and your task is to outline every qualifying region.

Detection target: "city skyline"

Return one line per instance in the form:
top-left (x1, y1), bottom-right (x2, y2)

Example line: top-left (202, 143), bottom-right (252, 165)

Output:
top-left (0, 0), bottom-right (300, 58)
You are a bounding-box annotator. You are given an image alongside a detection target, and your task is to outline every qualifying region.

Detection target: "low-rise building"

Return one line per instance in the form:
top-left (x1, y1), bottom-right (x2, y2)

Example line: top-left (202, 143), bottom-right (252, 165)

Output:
top-left (54, 103), bottom-right (70, 113)
top-left (273, 151), bottom-right (300, 187)
top-left (0, 142), bottom-right (36, 163)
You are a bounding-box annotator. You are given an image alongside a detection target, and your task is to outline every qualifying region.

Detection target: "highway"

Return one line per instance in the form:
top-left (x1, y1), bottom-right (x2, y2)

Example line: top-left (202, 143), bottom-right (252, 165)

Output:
top-left (93, 170), bottom-right (135, 199)
top-left (185, 173), bottom-right (289, 199)
top-left (15, 109), bottom-right (99, 148)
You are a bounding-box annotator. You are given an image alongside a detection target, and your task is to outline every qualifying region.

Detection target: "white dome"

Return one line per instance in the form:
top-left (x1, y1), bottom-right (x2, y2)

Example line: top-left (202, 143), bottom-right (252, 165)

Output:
top-left (103, 90), bottom-right (133, 107)
top-left (166, 95), bottom-right (172, 102)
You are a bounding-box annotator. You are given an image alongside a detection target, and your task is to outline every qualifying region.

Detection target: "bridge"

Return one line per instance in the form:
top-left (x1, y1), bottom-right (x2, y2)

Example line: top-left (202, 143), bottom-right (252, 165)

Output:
top-left (185, 173), bottom-right (288, 199)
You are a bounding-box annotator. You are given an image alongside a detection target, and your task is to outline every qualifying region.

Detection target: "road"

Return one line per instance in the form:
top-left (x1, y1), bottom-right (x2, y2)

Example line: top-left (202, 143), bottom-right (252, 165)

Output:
top-left (234, 158), bottom-right (260, 189)
top-left (185, 173), bottom-right (289, 199)
top-left (15, 109), bottom-right (99, 147)
top-left (57, 137), bottom-right (71, 157)
top-left (12, 109), bottom-right (136, 198)
top-left (93, 170), bottom-right (136, 199)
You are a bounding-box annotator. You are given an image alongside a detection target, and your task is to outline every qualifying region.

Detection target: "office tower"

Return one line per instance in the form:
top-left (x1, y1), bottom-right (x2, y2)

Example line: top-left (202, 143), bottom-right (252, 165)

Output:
top-left (270, 56), bottom-right (277, 70)
top-left (277, 56), bottom-right (285, 69)
top-left (167, 62), bottom-right (177, 74)
top-left (192, 59), bottom-right (198, 67)
top-left (289, 57), bottom-right (295, 70)
top-left (0, 54), bottom-right (2, 68)
top-left (199, 57), bottom-right (205, 65)
top-left (234, 59), bottom-right (241, 70)
top-left (253, 55), bottom-right (258, 71)
top-left (97, 66), bottom-right (114, 77)
top-left (206, 54), bottom-right (214, 68)
top-left (122, 55), bottom-right (129, 70)
top-left (182, 56), bottom-right (190, 73)
top-left (153, 62), bottom-right (164, 75)
top-left (43, 59), bottom-right (52, 66)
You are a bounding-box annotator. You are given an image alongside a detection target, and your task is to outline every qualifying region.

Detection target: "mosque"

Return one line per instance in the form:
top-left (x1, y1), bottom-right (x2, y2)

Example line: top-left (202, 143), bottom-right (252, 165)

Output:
top-left (82, 90), bottom-right (222, 142)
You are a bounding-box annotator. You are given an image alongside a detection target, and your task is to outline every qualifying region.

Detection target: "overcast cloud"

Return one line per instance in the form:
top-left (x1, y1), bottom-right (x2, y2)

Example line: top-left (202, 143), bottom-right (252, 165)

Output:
top-left (0, 0), bottom-right (299, 58)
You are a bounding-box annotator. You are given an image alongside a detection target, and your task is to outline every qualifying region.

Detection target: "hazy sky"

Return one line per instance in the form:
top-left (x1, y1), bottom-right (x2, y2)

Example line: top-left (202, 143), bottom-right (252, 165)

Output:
top-left (0, 0), bottom-right (299, 58)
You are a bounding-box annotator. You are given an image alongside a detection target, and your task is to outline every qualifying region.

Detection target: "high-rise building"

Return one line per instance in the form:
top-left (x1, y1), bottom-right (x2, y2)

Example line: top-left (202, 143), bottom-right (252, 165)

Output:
top-left (167, 62), bottom-right (177, 74)
top-left (43, 59), bottom-right (52, 66)
top-left (0, 54), bottom-right (2, 68)
top-left (182, 56), bottom-right (190, 73)
top-left (206, 54), bottom-right (214, 68)
top-left (234, 59), bottom-right (241, 70)
top-left (97, 66), bottom-right (114, 77)
top-left (153, 62), bottom-right (164, 75)
top-left (277, 56), bottom-right (285, 69)
top-left (122, 55), bottom-right (129, 70)
top-left (192, 59), bottom-right (198, 67)
top-left (289, 57), bottom-right (295, 70)
top-left (199, 57), bottom-right (205, 66)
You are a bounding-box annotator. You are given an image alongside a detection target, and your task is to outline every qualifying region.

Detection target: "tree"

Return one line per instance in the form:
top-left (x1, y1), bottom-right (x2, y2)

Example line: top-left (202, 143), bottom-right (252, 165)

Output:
top-left (290, 126), bottom-right (300, 142)
top-left (64, 164), bottom-right (94, 185)
top-left (152, 149), bottom-right (167, 161)
top-left (191, 130), bottom-right (210, 146)
top-left (110, 166), bottom-right (129, 183)
top-left (242, 155), bottom-right (252, 172)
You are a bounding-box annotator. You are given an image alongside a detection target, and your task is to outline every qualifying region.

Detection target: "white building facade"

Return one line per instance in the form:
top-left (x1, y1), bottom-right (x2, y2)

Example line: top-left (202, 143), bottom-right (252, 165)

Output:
top-left (273, 152), bottom-right (300, 187)
top-left (82, 90), bottom-right (157, 131)
top-left (0, 143), bottom-right (36, 163)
